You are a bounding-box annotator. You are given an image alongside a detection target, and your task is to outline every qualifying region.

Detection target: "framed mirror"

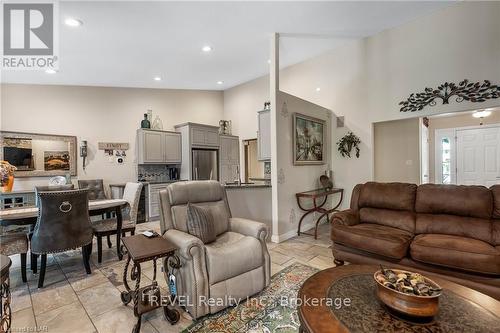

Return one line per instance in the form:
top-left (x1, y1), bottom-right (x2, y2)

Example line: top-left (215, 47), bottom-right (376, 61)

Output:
top-left (0, 131), bottom-right (77, 177)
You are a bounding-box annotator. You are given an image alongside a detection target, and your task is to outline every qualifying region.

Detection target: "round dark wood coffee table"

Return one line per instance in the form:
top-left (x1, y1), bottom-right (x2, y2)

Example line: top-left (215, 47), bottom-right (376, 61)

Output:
top-left (298, 265), bottom-right (500, 333)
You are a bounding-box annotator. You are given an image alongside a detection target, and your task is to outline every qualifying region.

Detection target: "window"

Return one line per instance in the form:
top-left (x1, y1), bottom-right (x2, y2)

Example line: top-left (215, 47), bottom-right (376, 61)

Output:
top-left (441, 138), bottom-right (451, 184)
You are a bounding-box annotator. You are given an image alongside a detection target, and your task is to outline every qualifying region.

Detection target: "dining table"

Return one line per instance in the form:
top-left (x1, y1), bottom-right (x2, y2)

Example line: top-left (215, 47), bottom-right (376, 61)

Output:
top-left (0, 199), bottom-right (129, 260)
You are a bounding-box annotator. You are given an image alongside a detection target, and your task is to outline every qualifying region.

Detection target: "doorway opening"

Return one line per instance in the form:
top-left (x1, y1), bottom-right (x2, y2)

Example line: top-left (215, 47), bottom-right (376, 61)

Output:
top-left (423, 107), bottom-right (500, 186)
top-left (243, 139), bottom-right (265, 183)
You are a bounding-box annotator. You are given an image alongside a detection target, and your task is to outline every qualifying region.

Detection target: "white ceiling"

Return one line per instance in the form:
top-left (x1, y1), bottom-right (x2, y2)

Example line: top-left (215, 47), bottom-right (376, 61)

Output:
top-left (1, 1), bottom-right (453, 90)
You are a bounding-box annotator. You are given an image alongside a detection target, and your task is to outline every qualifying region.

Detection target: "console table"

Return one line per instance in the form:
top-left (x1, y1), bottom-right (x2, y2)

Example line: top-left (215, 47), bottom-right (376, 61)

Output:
top-left (296, 188), bottom-right (343, 239)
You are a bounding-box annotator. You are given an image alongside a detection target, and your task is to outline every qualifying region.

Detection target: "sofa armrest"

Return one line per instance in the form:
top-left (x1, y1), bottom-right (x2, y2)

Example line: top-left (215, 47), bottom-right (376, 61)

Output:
top-left (229, 217), bottom-right (268, 240)
top-left (331, 209), bottom-right (360, 226)
top-left (163, 229), bottom-right (205, 261)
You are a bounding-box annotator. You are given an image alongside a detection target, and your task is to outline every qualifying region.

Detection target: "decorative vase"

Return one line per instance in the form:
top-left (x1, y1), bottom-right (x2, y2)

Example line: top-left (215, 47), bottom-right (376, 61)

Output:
top-left (219, 120), bottom-right (231, 135)
top-left (1, 175), bottom-right (14, 193)
top-left (152, 115), bottom-right (163, 130)
top-left (141, 113), bottom-right (151, 129)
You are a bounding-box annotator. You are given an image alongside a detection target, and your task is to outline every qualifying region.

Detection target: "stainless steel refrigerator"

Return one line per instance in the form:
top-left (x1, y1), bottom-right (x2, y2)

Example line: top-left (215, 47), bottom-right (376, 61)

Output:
top-left (192, 149), bottom-right (219, 180)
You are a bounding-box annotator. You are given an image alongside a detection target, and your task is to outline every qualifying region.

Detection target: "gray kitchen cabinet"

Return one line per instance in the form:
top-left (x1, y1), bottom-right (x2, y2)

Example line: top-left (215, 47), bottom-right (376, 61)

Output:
top-left (258, 110), bottom-right (271, 161)
top-left (164, 132), bottom-right (182, 163)
top-left (220, 135), bottom-right (240, 184)
top-left (137, 129), bottom-right (182, 164)
top-left (146, 183), bottom-right (167, 220)
top-left (179, 123), bottom-right (220, 148)
top-left (175, 123), bottom-right (221, 180)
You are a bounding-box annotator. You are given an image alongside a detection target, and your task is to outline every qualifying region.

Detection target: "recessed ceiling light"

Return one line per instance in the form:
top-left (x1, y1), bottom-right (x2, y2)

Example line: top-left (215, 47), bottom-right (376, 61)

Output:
top-left (153, 76), bottom-right (162, 81)
top-left (45, 68), bottom-right (57, 74)
top-left (267, 59), bottom-right (271, 64)
top-left (472, 110), bottom-right (492, 118)
top-left (202, 45), bottom-right (212, 52)
top-left (217, 81), bottom-right (223, 85)
top-left (316, 87), bottom-right (321, 92)
top-left (65, 18), bottom-right (83, 27)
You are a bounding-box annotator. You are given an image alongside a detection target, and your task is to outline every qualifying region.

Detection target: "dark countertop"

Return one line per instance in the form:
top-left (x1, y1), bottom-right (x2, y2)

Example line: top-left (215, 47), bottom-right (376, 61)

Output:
top-left (224, 183), bottom-right (271, 189)
top-left (110, 180), bottom-right (186, 187)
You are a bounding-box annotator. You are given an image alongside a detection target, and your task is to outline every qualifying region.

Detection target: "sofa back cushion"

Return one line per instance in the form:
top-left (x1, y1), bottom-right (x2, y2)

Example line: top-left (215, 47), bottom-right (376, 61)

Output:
top-left (416, 213), bottom-right (492, 243)
top-left (359, 182), bottom-right (417, 211)
top-left (350, 184), bottom-right (363, 211)
top-left (359, 208), bottom-right (415, 233)
top-left (493, 220), bottom-right (500, 245)
top-left (416, 184), bottom-right (492, 219)
top-left (491, 185), bottom-right (500, 219)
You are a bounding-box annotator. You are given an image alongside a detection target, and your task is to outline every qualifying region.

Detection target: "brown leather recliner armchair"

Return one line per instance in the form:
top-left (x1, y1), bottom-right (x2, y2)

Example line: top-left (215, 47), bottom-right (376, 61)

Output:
top-left (331, 182), bottom-right (500, 300)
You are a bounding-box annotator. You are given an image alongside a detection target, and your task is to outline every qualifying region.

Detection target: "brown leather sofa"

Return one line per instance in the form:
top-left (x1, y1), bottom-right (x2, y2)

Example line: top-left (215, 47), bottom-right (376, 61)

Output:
top-left (331, 182), bottom-right (500, 300)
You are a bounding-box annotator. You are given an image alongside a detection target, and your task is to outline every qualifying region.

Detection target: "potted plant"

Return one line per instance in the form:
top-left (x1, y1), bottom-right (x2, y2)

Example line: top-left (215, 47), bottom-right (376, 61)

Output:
top-left (337, 132), bottom-right (361, 158)
top-left (0, 161), bottom-right (17, 192)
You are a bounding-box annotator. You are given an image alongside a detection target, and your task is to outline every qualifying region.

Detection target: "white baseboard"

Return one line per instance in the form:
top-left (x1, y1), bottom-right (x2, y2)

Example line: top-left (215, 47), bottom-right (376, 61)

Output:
top-left (271, 220), bottom-right (319, 243)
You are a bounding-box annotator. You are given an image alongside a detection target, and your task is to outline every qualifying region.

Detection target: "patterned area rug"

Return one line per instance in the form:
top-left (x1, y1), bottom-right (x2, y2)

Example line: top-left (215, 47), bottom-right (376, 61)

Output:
top-left (182, 263), bottom-right (319, 333)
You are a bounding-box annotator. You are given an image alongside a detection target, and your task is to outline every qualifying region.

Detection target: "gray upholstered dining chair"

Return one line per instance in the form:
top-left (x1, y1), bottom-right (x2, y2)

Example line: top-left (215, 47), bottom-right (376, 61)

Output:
top-left (91, 182), bottom-right (143, 263)
top-left (0, 233), bottom-right (28, 282)
top-left (78, 179), bottom-right (116, 247)
top-left (77, 179), bottom-right (106, 200)
top-left (30, 184), bottom-right (75, 273)
top-left (159, 180), bottom-right (270, 319)
top-left (31, 189), bottom-right (93, 288)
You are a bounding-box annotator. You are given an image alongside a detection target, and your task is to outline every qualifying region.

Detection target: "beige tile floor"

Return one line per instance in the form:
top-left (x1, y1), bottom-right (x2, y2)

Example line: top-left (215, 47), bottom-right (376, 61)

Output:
top-left (6, 221), bottom-right (334, 333)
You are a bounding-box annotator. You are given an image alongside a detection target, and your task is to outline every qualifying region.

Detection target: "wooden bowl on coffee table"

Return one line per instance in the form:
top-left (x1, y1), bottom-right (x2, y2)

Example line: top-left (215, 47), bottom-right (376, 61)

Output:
top-left (374, 269), bottom-right (442, 318)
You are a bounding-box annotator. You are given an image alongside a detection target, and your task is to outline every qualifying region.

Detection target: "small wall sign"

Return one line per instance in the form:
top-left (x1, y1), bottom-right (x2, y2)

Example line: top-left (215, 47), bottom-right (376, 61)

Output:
top-left (98, 142), bottom-right (129, 150)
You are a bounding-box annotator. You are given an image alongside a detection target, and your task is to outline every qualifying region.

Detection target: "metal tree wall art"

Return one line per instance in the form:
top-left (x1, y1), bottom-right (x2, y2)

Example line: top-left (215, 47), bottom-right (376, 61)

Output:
top-left (399, 80), bottom-right (500, 112)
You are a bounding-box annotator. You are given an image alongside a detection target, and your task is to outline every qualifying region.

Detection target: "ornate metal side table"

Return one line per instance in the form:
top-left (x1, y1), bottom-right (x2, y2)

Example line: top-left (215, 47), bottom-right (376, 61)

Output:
top-left (0, 255), bottom-right (12, 333)
top-left (120, 234), bottom-right (181, 333)
top-left (296, 188), bottom-right (344, 239)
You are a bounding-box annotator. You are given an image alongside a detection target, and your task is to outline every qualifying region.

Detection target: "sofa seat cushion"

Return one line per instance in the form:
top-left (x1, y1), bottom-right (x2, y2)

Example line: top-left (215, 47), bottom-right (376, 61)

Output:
top-left (205, 231), bottom-right (262, 284)
top-left (411, 234), bottom-right (500, 275)
top-left (332, 223), bottom-right (413, 259)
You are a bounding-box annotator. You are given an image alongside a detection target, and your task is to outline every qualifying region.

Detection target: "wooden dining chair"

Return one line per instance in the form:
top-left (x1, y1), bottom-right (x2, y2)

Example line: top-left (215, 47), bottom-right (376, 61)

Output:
top-left (31, 184), bottom-right (75, 273)
top-left (31, 189), bottom-right (93, 288)
top-left (91, 182), bottom-right (143, 263)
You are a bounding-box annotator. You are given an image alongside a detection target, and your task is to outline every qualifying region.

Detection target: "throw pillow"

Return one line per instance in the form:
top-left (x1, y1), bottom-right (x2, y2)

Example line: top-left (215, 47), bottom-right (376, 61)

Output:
top-left (186, 203), bottom-right (216, 244)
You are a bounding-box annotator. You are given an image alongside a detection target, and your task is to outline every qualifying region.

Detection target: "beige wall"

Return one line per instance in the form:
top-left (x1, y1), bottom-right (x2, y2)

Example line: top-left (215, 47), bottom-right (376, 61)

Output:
top-left (223, 1), bottom-right (500, 216)
top-left (274, 91), bottom-right (333, 239)
top-left (1, 84), bottom-right (224, 190)
top-left (374, 118), bottom-right (420, 184)
top-left (428, 110), bottom-right (500, 182)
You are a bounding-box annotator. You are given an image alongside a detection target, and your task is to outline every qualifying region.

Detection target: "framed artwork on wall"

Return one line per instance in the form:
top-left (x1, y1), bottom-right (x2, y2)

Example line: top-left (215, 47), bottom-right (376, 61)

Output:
top-left (293, 113), bottom-right (325, 165)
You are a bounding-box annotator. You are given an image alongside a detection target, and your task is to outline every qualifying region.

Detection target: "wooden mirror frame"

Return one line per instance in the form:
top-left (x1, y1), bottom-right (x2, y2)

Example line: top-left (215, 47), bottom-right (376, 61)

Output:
top-left (0, 131), bottom-right (77, 177)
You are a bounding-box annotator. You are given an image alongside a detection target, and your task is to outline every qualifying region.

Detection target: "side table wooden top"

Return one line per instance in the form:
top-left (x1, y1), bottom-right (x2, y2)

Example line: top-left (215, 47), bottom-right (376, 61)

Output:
top-left (122, 234), bottom-right (177, 262)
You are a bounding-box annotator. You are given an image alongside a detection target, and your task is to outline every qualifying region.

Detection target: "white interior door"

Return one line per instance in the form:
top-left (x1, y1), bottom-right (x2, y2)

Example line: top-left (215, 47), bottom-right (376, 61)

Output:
top-left (456, 126), bottom-right (500, 186)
